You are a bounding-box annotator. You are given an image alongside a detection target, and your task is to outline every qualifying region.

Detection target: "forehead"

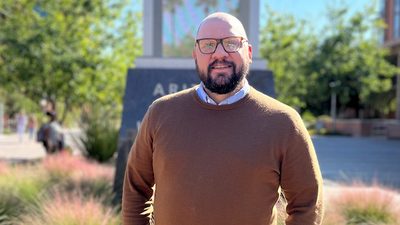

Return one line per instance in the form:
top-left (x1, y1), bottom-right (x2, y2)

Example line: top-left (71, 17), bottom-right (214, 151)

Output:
top-left (196, 17), bottom-right (247, 40)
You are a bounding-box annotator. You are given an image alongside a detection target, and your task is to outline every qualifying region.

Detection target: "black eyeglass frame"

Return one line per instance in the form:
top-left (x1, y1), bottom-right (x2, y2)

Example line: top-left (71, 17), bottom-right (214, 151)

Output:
top-left (195, 36), bottom-right (248, 54)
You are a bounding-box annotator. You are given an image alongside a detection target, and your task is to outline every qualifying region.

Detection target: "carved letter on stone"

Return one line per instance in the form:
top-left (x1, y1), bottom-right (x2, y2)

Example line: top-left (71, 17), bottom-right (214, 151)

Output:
top-left (153, 83), bottom-right (165, 96)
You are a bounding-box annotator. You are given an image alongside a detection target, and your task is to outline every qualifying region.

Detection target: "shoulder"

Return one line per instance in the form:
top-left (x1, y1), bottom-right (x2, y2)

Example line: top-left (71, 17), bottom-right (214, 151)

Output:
top-left (144, 87), bottom-right (196, 121)
top-left (247, 87), bottom-right (303, 128)
top-left (154, 87), bottom-right (195, 104)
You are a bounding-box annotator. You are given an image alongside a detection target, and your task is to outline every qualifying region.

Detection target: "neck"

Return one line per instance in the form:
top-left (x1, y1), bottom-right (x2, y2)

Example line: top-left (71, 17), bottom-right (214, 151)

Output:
top-left (204, 80), bottom-right (245, 104)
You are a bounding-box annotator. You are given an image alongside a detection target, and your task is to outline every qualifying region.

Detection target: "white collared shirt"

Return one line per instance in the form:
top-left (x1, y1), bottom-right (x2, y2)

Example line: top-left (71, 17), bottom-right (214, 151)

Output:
top-left (196, 79), bottom-right (250, 105)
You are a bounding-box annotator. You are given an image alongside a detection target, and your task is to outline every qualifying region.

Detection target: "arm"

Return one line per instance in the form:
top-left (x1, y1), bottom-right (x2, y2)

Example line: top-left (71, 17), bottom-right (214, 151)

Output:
top-left (122, 108), bottom-right (155, 225)
top-left (280, 112), bottom-right (324, 225)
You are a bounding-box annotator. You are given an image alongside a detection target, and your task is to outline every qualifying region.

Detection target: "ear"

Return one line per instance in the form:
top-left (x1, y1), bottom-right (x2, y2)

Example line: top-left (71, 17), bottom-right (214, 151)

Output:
top-left (192, 46), bottom-right (196, 59)
top-left (247, 44), bottom-right (253, 64)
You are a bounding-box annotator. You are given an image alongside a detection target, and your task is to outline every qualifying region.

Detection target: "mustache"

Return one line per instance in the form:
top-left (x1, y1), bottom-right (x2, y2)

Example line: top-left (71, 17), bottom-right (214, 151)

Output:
top-left (208, 59), bottom-right (235, 71)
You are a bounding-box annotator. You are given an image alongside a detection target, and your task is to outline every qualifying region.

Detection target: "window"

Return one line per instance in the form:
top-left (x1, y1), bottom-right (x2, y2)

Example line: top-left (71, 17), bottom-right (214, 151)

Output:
top-left (379, 0), bottom-right (386, 43)
top-left (394, 0), bottom-right (400, 39)
top-left (162, 0), bottom-right (239, 57)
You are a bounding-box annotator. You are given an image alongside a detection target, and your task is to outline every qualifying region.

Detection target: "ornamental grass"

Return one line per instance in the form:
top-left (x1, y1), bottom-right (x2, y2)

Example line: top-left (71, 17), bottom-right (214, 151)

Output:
top-left (0, 152), bottom-right (117, 224)
top-left (323, 184), bottom-right (400, 225)
top-left (17, 191), bottom-right (120, 225)
top-left (1, 153), bottom-right (400, 225)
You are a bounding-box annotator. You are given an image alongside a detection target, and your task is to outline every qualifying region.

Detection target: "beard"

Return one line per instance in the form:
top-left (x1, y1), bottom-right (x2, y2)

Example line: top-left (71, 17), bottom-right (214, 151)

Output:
top-left (195, 59), bottom-right (249, 94)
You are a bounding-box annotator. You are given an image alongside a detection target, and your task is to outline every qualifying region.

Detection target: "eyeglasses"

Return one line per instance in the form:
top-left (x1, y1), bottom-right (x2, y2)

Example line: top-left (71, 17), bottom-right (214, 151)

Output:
top-left (196, 36), bottom-right (248, 54)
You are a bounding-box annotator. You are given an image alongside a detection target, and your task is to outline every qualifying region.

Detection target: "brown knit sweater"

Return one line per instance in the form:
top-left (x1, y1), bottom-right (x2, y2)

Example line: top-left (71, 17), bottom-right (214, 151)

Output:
top-left (122, 87), bottom-right (323, 225)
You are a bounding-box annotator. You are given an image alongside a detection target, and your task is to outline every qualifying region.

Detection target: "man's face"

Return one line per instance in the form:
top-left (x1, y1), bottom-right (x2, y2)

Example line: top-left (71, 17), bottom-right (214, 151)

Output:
top-left (192, 17), bottom-right (252, 94)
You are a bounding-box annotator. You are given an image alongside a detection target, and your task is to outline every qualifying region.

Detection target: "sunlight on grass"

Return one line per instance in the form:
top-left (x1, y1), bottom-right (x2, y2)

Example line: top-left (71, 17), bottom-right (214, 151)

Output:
top-left (1, 155), bottom-right (400, 225)
top-left (323, 185), bottom-right (400, 225)
top-left (0, 153), bottom-right (118, 224)
top-left (18, 191), bottom-right (120, 225)
top-left (43, 151), bottom-right (114, 182)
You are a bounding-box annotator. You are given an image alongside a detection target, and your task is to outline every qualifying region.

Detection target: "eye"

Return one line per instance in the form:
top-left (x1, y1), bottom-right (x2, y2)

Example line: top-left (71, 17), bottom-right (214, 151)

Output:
top-left (224, 38), bottom-right (240, 51)
top-left (202, 41), bottom-right (216, 49)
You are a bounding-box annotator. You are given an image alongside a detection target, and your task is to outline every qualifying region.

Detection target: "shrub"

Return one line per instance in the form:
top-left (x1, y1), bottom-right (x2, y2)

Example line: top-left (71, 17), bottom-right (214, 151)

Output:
top-left (42, 152), bottom-right (115, 205)
top-left (18, 192), bottom-right (120, 225)
top-left (0, 163), bottom-right (48, 223)
top-left (0, 191), bottom-right (26, 225)
top-left (324, 185), bottom-right (400, 225)
top-left (0, 164), bottom-right (47, 204)
top-left (42, 151), bottom-right (114, 182)
top-left (56, 178), bottom-right (115, 207)
top-left (302, 110), bottom-right (316, 128)
top-left (80, 106), bottom-right (119, 163)
top-left (0, 155), bottom-right (118, 224)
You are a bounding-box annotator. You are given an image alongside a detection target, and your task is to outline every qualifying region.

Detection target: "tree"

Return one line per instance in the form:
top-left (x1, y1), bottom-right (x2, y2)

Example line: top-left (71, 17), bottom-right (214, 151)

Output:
top-left (304, 4), bottom-right (399, 117)
top-left (260, 9), bottom-right (317, 109)
top-left (260, 3), bottom-right (399, 118)
top-left (163, 32), bottom-right (195, 57)
top-left (195, 0), bottom-right (218, 16)
top-left (0, 0), bottom-right (142, 122)
top-left (163, 0), bottom-right (184, 49)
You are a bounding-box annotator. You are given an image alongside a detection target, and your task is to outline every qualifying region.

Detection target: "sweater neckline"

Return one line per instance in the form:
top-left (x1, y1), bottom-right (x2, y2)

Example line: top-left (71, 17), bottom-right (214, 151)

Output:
top-left (190, 86), bottom-right (252, 110)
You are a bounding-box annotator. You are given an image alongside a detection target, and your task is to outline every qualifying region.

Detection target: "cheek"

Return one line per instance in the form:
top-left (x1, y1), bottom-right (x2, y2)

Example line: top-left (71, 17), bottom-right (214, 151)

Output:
top-left (196, 56), bottom-right (210, 70)
top-left (232, 56), bottom-right (245, 69)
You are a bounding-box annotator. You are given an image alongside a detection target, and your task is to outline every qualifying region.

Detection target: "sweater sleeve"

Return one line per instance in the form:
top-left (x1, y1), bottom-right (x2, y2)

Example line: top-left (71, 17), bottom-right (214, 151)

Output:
top-left (280, 112), bottom-right (324, 225)
top-left (122, 107), bottom-right (155, 225)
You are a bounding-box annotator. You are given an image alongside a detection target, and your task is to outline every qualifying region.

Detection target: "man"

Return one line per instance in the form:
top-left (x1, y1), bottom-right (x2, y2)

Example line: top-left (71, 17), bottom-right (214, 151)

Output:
top-left (123, 12), bottom-right (323, 225)
top-left (38, 111), bottom-right (64, 153)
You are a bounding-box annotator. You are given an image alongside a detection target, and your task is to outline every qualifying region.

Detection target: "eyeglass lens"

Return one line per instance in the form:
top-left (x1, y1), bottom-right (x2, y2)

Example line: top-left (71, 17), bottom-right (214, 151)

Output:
top-left (198, 37), bottom-right (243, 54)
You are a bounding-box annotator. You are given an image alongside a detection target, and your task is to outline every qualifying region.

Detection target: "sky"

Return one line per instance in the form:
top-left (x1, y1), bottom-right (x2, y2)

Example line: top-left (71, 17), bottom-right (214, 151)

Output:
top-left (130, 0), bottom-right (378, 44)
top-left (261, 0), bottom-right (377, 32)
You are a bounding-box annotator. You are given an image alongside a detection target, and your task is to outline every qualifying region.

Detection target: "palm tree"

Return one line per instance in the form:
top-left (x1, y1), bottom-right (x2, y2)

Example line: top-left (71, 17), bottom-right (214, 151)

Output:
top-left (195, 0), bottom-right (218, 16)
top-left (163, 0), bottom-right (184, 47)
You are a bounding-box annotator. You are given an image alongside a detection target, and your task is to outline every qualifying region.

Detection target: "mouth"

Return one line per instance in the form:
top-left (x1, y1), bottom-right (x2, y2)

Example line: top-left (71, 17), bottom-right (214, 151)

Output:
top-left (210, 64), bottom-right (232, 70)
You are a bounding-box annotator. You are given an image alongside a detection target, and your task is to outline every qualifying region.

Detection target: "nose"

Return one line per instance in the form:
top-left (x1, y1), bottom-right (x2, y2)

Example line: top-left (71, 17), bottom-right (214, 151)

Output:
top-left (212, 42), bottom-right (229, 60)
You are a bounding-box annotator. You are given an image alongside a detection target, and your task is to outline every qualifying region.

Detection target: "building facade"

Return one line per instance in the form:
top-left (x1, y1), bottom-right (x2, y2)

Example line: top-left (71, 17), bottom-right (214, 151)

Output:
top-left (382, 0), bottom-right (400, 120)
top-left (383, 0), bottom-right (400, 46)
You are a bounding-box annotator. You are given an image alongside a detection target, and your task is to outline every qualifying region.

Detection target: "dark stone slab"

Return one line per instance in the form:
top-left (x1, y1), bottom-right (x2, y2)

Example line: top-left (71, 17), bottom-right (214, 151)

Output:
top-left (113, 67), bottom-right (275, 203)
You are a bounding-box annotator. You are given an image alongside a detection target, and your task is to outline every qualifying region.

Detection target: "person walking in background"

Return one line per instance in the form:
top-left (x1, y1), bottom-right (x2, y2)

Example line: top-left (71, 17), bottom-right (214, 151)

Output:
top-left (27, 115), bottom-right (36, 140)
top-left (16, 111), bottom-right (27, 142)
top-left (122, 12), bottom-right (323, 225)
top-left (37, 111), bottom-right (64, 153)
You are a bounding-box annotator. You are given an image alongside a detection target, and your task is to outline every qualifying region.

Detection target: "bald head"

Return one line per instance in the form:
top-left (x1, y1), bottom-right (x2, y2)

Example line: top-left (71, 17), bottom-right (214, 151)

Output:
top-left (196, 12), bottom-right (248, 40)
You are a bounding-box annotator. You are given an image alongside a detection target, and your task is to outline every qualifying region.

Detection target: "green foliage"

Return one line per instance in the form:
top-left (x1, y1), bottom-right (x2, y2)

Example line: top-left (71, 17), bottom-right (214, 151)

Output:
top-left (164, 32), bottom-right (195, 57)
top-left (302, 110), bottom-right (317, 127)
top-left (0, 167), bottom-right (47, 205)
top-left (0, 166), bottom-right (48, 224)
top-left (80, 105), bottom-right (119, 163)
top-left (58, 179), bottom-right (115, 207)
top-left (0, 191), bottom-right (26, 225)
top-left (0, 0), bottom-right (142, 122)
top-left (344, 206), bottom-right (395, 224)
top-left (260, 7), bottom-right (317, 109)
top-left (0, 154), bottom-right (117, 223)
top-left (18, 192), bottom-right (121, 225)
top-left (1, 91), bottom-right (40, 117)
top-left (260, 2), bottom-right (399, 118)
top-left (304, 3), bottom-right (399, 117)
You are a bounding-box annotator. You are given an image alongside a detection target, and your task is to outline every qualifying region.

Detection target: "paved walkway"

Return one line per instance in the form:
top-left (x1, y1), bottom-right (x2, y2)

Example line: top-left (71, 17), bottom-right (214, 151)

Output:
top-left (0, 129), bottom-right (81, 162)
top-left (313, 136), bottom-right (400, 189)
top-left (0, 133), bottom-right (46, 161)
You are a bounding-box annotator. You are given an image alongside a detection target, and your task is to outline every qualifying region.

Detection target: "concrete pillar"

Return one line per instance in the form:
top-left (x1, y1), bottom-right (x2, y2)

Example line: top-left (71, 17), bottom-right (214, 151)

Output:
top-left (238, 0), bottom-right (260, 58)
top-left (143, 0), bottom-right (162, 57)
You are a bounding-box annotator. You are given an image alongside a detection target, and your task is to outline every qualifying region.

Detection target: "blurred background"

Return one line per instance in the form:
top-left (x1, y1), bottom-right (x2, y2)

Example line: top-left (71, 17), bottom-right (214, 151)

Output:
top-left (1, 0), bottom-right (400, 224)
top-left (1, 0), bottom-right (400, 137)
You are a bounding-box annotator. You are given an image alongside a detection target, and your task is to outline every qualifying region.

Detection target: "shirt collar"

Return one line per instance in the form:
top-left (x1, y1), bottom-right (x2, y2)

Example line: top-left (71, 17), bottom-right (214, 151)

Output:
top-left (196, 79), bottom-right (250, 106)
